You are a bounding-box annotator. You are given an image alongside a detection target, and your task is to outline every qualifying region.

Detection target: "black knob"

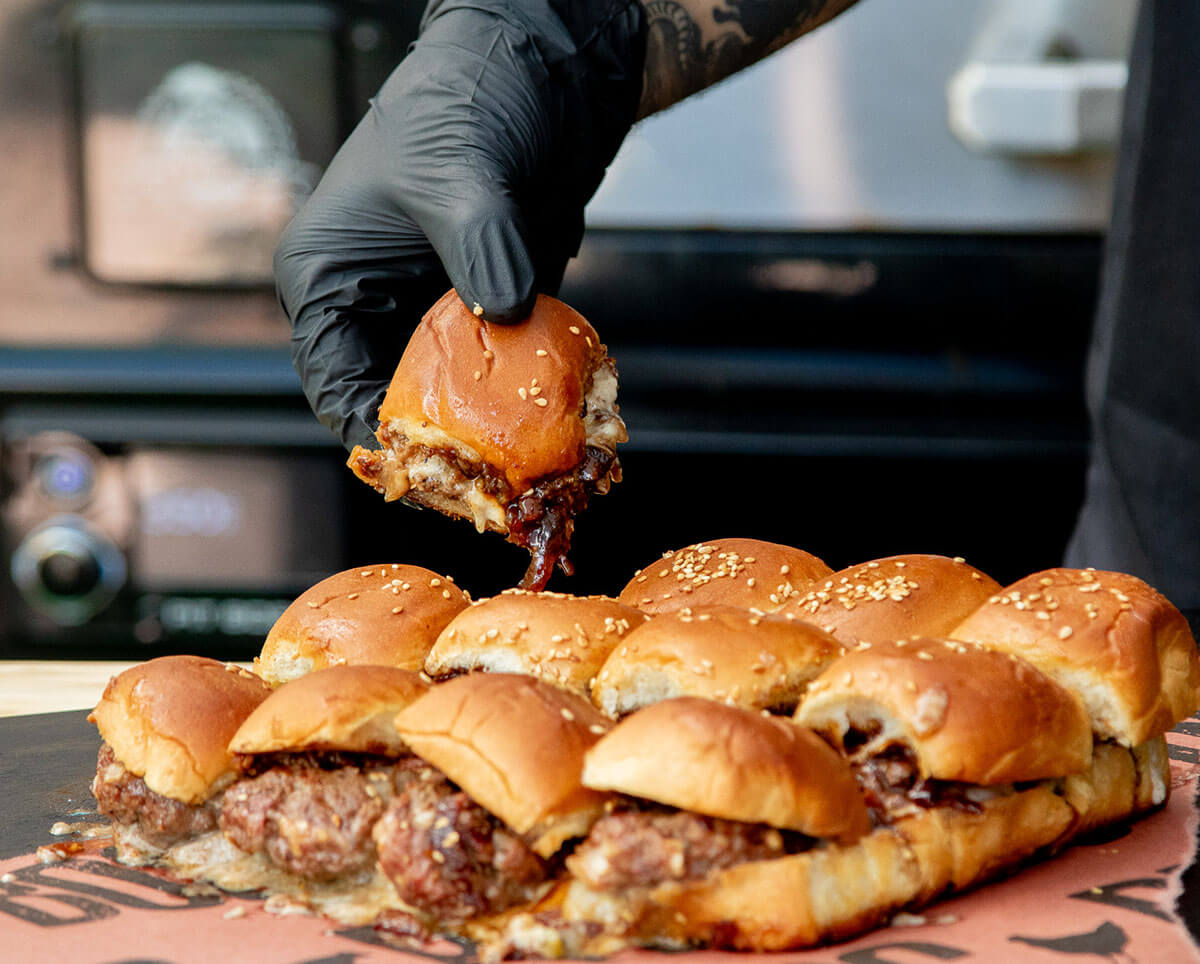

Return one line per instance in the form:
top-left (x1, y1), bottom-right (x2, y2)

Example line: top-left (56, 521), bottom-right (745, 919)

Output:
top-left (38, 548), bottom-right (101, 597)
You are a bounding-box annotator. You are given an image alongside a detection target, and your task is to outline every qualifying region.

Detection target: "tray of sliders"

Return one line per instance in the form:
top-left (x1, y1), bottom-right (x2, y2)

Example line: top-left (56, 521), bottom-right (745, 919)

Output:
top-left (7, 538), bottom-right (1200, 963)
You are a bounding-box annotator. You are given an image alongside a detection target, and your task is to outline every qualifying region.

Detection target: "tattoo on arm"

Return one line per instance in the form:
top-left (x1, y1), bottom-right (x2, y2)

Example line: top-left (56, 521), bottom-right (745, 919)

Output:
top-left (637, 0), bottom-right (861, 118)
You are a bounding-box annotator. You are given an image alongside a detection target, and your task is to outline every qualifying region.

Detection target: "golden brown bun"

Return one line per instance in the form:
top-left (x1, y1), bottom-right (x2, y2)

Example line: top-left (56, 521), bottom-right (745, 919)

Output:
top-left (1061, 737), bottom-right (1170, 839)
top-left (591, 604), bottom-right (845, 716)
top-left (783, 554), bottom-right (1002, 645)
top-left (796, 639), bottom-right (1093, 784)
top-left (255, 564), bottom-right (469, 684)
top-left (949, 567), bottom-right (1200, 746)
top-left (379, 290), bottom-right (612, 493)
top-left (550, 826), bottom-right (921, 954)
top-left (618, 538), bottom-right (833, 616)
top-left (89, 655), bottom-right (271, 805)
top-left (393, 673), bottom-right (613, 857)
top-left (583, 697), bottom-right (870, 844)
top-left (895, 782), bottom-right (1076, 905)
top-left (425, 590), bottom-right (648, 696)
top-left (229, 665), bottom-right (429, 756)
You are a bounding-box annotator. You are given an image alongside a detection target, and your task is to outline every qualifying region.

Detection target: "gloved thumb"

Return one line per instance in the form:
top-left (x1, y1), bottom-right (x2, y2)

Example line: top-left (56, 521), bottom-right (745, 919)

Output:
top-left (434, 189), bottom-right (539, 324)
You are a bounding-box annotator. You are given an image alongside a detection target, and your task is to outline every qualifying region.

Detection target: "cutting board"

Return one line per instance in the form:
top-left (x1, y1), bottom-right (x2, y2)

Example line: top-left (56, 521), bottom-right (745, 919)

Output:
top-left (0, 710), bottom-right (99, 860)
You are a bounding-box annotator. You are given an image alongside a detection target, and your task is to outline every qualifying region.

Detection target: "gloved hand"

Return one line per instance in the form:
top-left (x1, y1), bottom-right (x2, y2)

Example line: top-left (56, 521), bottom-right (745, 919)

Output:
top-left (275, 0), bottom-right (647, 451)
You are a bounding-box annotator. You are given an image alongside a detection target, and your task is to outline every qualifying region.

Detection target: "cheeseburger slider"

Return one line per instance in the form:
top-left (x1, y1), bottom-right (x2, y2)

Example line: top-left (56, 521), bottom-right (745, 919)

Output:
top-left (618, 538), bottom-right (833, 615)
top-left (256, 563), bottom-right (469, 685)
top-left (591, 604), bottom-right (845, 717)
top-left (784, 554), bottom-right (1001, 646)
top-left (89, 655), bottom-right (271, 864)
top-left (949, 567), bottom-right (1200, 748)
top-left (425, 589), bottom-right (648, 697)
top-left (375, 673), bottom-right (614, 940)
top-left (795, 636), bottom-right (1180, 904)
top-left (221, 666), bottom-right (429, 881)
top-left (500, 697), bottom-right (918, 957)
top-left (348, 290), bottom-right (626, 590)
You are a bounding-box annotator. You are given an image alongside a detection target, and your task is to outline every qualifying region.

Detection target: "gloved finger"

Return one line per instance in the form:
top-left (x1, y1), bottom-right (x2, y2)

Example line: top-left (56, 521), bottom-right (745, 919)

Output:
top-left (435, 188), bottom-right (539, 324)
top-left (275, 178), bottom-right (449, 450)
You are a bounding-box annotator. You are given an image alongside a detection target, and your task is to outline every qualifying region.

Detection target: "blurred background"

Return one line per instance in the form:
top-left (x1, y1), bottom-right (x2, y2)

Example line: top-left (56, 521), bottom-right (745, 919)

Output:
top-left (0, 0), bottom-right (1135, 657)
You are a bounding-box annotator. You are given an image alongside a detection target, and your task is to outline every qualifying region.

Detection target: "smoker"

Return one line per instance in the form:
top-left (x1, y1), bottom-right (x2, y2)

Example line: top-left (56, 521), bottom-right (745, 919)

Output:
top-left (0, 0), bottom-right (1131, 657)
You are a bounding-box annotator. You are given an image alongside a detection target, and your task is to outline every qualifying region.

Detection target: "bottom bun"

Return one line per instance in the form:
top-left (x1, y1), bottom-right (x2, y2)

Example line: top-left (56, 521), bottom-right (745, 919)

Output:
top-left (633, 826), bottom-right (922, 951)
top-left (896, 737), bottom-right (1167, 905)
top-left (1061, 736), bottom-right (1169, 839)
top-left (489, 827), bottom-right (921, 958)
top-left (894, 784), bottom-right (1075, 904)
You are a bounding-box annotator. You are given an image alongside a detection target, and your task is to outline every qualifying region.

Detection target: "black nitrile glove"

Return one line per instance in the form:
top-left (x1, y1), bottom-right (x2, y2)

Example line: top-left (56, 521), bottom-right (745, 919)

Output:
top-left (275, 0), bottom-right (647, 451)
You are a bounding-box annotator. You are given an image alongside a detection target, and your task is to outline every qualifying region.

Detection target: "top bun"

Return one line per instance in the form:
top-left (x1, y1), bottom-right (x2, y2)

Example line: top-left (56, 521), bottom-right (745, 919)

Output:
top-left (950, 568), bottom-right (1200, 746)
top-left (378, 290), bottom-right (618, 494)
top-left (582, 697), bottom-right (870, 844)
top-left (256, 564), bottom-right (469, 685)
top-left (783, 554), bottom-right (1001, 645)
top-left (795, 639), bottom-right (1093, 784)
top-left (425, 589), bottom-right (648, 696)
top-left (393, 673), bottom-right (614, 857)
top-left (229, 665), bottom-right (430, 756)
top-left (618, 538), bottom-right (833, 615)
top-left (591, 604), bottom-right (845, 716)
top-left (89, 655), bottom-right (271, 804)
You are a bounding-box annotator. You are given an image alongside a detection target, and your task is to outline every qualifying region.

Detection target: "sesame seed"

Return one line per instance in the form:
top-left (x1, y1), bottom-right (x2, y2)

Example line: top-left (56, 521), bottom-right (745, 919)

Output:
top-left (561, 708), bottom-right (575, 721)
top-left (392, 606), bottom-right (403, 614)
top-left (442, 590), bottom-right (451, 599)
top-left (307, 601), bottom-right (319, 608)
top-left (534, 397), bottom-right (548, 406)
top-left (430, 578), bottom-right (441, 587)
top-left (1058, 626), bottom-right (1074, 639)
top-left (442, 831), bottom-right (460, 848)
top-left (360, 570), bottom-right (372, 577)
top-left (431, 850), bottom-right (445, 863)
top-left (747, 578), bottom-right (756, 588)
top-left (473, 303), bottom-right (484, 317)
top-left (569, 326), bottom-right (581, 335)
top-left (483, 349), bottom-right (494, 360)
top-left (347, 593), bottom-right (359, 600)
top-left (530, 386), bottom-right (541, 396)
top-left (518, 387), bottom-right (527, 400)
top-left (473, 370), bottom-right (482, 380)
top-left (916, 651), bottom-right (934, 660)
top-left (536, 349), bottom-right (548, 357)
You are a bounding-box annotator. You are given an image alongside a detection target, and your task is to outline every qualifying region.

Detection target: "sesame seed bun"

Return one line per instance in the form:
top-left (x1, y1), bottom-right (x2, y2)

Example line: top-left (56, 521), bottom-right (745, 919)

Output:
top-left (346, 291), bottom-right (626, 579)
top-left (425, 590), bottom-right (648, 697)
top-left (377, 289), bottom-right (619, 494)
top-left (783, 554), bottom-right (1002, 646)
top-left (582, 697), bottom-right (871, 844)
top-left (392, 674), bottom-right (614, 857)
top-left (255, 564), bottom-right (469, 685)
top-left (795, 639), bottom-right (1093, 784)
top-left (229, 665), bottom-right (430, 756)
top-left (949, 567), bottom-right (1200, 746)
top-left (88, 655), bottom-right (272, 805)
top-left (618, 538), bottom-right (833, 615)
top-left (591, 604), bottom-right (845, 716)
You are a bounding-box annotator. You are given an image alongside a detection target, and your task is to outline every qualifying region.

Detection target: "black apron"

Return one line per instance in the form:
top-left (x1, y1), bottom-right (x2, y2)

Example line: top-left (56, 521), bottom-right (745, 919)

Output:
top-left (1064, 0), bottom-right (1200, 635)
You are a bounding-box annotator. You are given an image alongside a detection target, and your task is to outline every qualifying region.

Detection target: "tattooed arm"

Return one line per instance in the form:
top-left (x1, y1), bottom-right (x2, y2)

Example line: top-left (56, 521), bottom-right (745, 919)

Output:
top-left (637, 0), bottom-right (862, 118)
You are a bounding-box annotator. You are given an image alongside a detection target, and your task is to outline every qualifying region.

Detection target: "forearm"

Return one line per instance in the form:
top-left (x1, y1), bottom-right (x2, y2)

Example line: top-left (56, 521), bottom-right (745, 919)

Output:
top-left (635, 0), bottom-right (861, 118)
